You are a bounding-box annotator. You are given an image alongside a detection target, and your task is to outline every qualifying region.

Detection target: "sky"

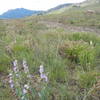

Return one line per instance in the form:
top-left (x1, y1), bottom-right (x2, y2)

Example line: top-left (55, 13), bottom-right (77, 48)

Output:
top-left (0, 0), bottom-right (86, 14)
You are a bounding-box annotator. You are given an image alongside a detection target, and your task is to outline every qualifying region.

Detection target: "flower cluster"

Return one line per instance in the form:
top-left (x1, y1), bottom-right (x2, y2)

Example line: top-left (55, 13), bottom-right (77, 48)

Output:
top-left (22, 60), bottom-right (31, 97)
top-left (23, 60), bottom-right (29, 74)
top-left (9, 59), bottom-right (31, 100)
top-left (9, 60), bottom-right (19, 89)
top-left (39, 65), bottom-right (48, 82)
top-left (23, 84), bottom-right (30, 94)
top-left (9, 72), bottom-right (14, 88)
top-left (9, 59), bottom-right (49, 100)
top-left (23, 60), bottom-right (32, 79)
top-left (13, 60), bottom-right (19, 74)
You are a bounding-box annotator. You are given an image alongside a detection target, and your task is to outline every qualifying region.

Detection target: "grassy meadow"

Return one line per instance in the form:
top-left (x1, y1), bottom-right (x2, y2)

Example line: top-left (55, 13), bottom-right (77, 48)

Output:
top-left (0, 0), bottom-right (100, 100)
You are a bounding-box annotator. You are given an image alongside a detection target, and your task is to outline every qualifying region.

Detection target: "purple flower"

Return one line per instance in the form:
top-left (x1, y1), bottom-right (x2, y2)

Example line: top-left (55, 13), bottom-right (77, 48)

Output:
top-left (40, 73), bottom-right (48, 82)
top-left (39, 65), bottom-right (48, 82)
top-left (9, 78), bottom-right (14, 88)
top-left (10, 83), bottom-right (14, 88)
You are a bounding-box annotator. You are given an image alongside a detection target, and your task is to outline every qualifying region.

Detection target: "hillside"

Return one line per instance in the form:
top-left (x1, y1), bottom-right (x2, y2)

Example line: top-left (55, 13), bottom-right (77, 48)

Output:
top-left (0, 0), bottom-right (100, 100)
top-left (40, 0), bottom-right (100, 28)
top-left (0, 3), bottom-right (73, 19)
top-left (47, 3), bottom-right (72, 12)
top-left (0, 8), bottom-right (44, 19)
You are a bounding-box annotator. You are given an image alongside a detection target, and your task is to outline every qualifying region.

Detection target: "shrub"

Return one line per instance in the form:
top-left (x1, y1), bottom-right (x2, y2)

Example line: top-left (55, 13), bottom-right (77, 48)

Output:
top-left (78, 71), bottom-right (99, 89)
top-left (59, 41), bottom-right (96, 71)
top-left (0, 53), bottom-right (11, 73)
top-left (48, 57), bottom-right (68, 83)
top-left (70, 20), bottom-right (75, 24)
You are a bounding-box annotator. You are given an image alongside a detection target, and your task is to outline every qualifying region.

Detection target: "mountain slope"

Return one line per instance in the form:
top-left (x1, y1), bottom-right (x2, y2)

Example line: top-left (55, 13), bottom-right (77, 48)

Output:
top-left (0, 8), bottom-right (44, 19)
top-left (0, 3), bottom-right (73, 19)
top-left (47, 3), bottom-right (72, 12)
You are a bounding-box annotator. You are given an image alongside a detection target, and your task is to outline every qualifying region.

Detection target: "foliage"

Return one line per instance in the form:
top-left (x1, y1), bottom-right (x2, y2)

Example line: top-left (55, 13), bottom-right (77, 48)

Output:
top-left (78, 71), bottom-right (97, 89)
top-left (0, 1), bottom-right (100, 99)
top-left (59, 40), bottom-right (96, 71)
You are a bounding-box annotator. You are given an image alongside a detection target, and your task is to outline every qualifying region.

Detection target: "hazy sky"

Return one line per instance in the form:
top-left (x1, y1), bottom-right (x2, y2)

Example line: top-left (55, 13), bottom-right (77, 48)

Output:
top-left (0, 0), bottom-right (86, 14)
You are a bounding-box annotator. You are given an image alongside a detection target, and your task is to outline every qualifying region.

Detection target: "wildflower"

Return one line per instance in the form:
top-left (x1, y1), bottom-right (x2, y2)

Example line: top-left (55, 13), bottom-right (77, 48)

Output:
top-left (10, 83), bottom-right (14, 88)
top-left (40, 73), bottom-right (48, 82)
top-left (13, 67), bottom-right (19, 74)
top-left (90, 41), bottom-right (93, 45)
top-left (9, 79), bottom-right (13, 83)
top-left (9, 73), bottom-right (12, 77)
top-left (9, 79), bottom-right (14, 88)
top-left (39, 65), bottom-right (44, 74)
top-left (23, 60), bottom-right (29, 73)
top-left (23, 60), bottom-right (27, 66)
top-left (13, 60), bottom-right (18, 67)
top-left (24, 84), bottom-right (29, 89)
top-left (39, 65), bottom-right (48, 82)
top-left (23, 88), bottom-right (28, 94)
top-left (24, 68), bottom-right (29, 73)
top-left (13, 60), bottom-right (19, 73)
top-left (13, 67), bottom-right (17, 72)
top-left (16, 73), bottom-right (19, 77)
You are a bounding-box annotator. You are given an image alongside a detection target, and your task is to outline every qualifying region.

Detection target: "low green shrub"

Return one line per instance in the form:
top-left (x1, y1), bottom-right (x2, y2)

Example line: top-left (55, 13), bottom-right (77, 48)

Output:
top-left (59, 40), bottom-right (96, 71)
top-left (0, 53), bottom-right (11, 73)
top-left (48, 57), bottom-right (68, 83)
top-left (78, 71), bottom-right (98, 89)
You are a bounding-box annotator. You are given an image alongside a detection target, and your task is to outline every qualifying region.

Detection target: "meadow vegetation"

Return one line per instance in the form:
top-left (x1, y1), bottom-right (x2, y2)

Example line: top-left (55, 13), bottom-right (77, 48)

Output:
top-left (0, 0), bottom-right (100, 100)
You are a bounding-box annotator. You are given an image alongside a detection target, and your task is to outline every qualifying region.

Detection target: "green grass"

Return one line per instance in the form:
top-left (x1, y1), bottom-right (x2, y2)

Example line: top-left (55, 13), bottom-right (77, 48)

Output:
top-left (40, 1), bottom-right (100, 28)
top-left (0, 78), bottom-right (15, 100)
top-left (0, 29), bottom-right (100, 100)
top-left (0, 0), bottom-right (100, 99)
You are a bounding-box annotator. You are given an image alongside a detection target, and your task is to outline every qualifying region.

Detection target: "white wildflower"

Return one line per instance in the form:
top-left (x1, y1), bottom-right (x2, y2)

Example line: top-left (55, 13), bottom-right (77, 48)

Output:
top-left (9, 78), bottom-right (14, 88)
top-left (9, 79), bottom-right (13, 83)
top-left (13, 60), bottom-right (19, 73)
top-left (39, 65), bottom-right (48, 82)
top-left (9, 77), bottom-right (12, 81)
top-left (13, 67), bottom-right (19, 73)
top-left (13, 60), bottom-right (18, 67)
top-left (23, 60), bottom-right (29, 73)
top-left (24, 68), bottom-right (29, 73)
top-left (90, 41), bottom-right (93, 45)
top-left (24, 84), bottom-right (29, 89)
top-left (23, 88), bottom-right (27, 94)
top-left (16, 73), bottom-right (19, 77)
top-left (9, 73), bottom-right (12, 77)
top-left (39, 65), bottom-right (44, 74)
top-left (13, 67), bottom-right (17, 72)
top-left (23, 60), bottom-right (28, 67)
top-left (10, 83), bottom-right (14, 88)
